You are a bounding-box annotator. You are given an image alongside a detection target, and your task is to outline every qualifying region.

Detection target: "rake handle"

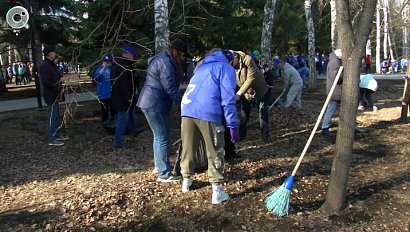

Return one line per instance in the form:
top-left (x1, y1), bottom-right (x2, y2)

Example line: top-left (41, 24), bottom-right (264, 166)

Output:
top-left (268, 89), bottom-right (286, 111)
top-left (291, 66), bottom-right (344, 176)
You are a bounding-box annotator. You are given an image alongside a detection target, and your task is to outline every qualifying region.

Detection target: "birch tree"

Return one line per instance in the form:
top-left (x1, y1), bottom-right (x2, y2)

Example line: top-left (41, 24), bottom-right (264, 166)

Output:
top-left (383, 0), bottom-right (388, 59)
top-left (321, 0), bottom-right (377, 215)
top-left (304, 0), bottom-right (316, 88)
top-left (376, 1), bottom-right (381, 73)
top-left (330, 0), bottom-right (338, 50)
top-left (260, 0), bottom-right (278, 66)
top-left (154, 0), bottom-right (170, 53)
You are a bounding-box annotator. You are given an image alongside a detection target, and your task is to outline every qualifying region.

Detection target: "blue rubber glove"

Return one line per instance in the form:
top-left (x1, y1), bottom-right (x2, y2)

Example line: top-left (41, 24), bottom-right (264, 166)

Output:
top-left (230, 128), bottom-right (240, 143)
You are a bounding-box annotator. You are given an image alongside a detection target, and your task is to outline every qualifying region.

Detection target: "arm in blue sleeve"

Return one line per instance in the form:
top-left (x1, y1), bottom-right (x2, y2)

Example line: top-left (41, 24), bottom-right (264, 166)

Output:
top-left (159, 59), bottom-right (182, 103)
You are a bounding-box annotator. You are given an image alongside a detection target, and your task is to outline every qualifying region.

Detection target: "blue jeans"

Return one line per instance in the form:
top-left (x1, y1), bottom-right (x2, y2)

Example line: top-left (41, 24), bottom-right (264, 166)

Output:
top-left (114, 107), bottom-right (138, 146)
top-left (47, 103), bottom-right (60, 142)
top-left (141, 109), bottom-right (171, 179)
top-left (322, 100), bottom-right (339, 129)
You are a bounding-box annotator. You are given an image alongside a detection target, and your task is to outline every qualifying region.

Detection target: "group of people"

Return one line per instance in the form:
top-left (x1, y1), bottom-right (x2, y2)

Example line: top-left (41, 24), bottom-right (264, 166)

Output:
top-left (42, 39), bottom-right (367, 205)
top-left (379, 57), bottom-right (408, 74)
top-left (0, 61), bottom-right (33, 85)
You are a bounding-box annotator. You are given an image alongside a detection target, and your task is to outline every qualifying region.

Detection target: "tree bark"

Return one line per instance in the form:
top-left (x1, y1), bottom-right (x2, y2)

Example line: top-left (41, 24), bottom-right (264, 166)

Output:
top-left (260, 0), bottom-right (278, 67)
top-left (330, 0), bottom-right (338, 50)
top-left (401, 79), bottom-right (409, 122)
top-left (321, 0), bottom-right (377, 215)
top-left (154, 0), bottom-right (170, 53)
top-left (304, 0), bottom-right (316, 88)
top-left (376, 1), bottom-right (381, 74)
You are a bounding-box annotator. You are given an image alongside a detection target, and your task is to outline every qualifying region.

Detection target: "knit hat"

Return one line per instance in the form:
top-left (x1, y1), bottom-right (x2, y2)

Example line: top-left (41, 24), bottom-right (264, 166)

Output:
top-left (170, 39), bottom-right (192, 58)
top-left (43, 45), bottom-right (56, 56)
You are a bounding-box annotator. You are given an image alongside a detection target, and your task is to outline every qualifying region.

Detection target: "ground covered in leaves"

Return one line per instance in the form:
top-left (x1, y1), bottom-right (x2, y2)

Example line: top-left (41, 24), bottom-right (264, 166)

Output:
top-left (0, 79), bottom-right (409, 231)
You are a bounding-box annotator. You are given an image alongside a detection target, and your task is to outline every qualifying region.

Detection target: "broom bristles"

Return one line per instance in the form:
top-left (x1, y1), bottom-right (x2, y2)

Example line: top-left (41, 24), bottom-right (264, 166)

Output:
top-left (264, 176), bottom-right (294, 217)
top-left (264, 185), bottom-right (291, 216)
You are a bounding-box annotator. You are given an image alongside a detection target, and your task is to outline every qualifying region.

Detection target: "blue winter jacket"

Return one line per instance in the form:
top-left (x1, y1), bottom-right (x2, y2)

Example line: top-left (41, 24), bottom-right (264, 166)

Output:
top-left (137, 49), bottom-right (181, 114)
top-left (93, 65), bottom-right (111, 100)
top-left (181, 50), bottom-right (238, 128)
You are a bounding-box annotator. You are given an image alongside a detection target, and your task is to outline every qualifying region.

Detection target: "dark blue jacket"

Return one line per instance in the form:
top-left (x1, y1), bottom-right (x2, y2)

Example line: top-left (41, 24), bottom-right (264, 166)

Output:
top-left (181, 50), bottom-right (238, 128)
top-left (93, 65), bottom-right (111, 100)
top-left (137, 49), bottom-right (181, 114)
top-left (39, 58), bottom-right (64, 104)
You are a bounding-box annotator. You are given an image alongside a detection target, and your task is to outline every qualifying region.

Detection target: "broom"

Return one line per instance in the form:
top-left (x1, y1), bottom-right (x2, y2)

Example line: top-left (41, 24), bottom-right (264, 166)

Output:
top-left (265, 66), bottom-right (344, 216)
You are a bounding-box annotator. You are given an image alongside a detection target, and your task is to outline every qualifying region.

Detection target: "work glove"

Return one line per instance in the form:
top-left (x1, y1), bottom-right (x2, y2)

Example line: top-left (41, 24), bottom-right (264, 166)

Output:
top-left (230, 128), bottom-right (240, 143)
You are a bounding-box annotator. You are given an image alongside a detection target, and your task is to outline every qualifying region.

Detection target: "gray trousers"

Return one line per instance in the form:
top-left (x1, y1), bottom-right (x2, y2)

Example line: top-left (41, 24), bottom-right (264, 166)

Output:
top-left (285, 83), bottom-right (303, 109)
top-left (180, 117), bottom-right (225, 184)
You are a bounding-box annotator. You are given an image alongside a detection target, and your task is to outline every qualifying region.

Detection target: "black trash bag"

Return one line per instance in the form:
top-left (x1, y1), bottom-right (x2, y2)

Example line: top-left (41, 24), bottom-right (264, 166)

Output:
top-left (172, 138), bottom-right (208, 176)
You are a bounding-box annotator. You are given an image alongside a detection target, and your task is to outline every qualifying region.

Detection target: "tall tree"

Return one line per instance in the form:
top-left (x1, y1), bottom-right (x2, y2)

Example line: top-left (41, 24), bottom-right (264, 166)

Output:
top-left (330, 0), bottom-right (338, 50)
top-left (304, 0), bottom-right (316, 88)
top-left (155, 0), bottom-right (170, 53)
top-left (376, 0), bottom-right (382, 73)
top-left (260, 0), bottom-right (279, 66)
top-left (321, 0), bottom-right (377, 214)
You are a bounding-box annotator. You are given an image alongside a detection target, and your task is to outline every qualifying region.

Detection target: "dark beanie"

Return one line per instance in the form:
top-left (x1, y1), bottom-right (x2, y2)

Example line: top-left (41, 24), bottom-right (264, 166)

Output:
top-left (43, 45), bottom-right (56, 56)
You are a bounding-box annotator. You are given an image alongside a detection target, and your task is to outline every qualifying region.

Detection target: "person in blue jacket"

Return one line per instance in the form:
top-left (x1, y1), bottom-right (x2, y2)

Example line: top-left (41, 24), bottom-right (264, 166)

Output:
top-left (179, 49), bottom-right (240, 205)
top-left (137, 39), bottom-right (190, 182)
top-left (93, 54), bottom-right (116, 126)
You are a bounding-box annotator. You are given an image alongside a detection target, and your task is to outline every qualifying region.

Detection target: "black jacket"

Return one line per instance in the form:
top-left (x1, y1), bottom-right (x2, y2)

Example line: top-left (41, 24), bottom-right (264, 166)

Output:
top-left (110, 56), bottom-right (138, 111)
top-left (39, 58), bottom-right (64, 104)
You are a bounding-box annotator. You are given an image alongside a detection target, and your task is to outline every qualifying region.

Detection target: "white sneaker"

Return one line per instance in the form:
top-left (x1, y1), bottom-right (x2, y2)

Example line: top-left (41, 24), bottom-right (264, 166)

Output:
top-left (358, 106), bottom-right (364, 110)
top-left (182, 178), bottom-right (193, 193)
top-left (152, 169), bottom-right (159, 174)
top-left (373, 106), bottom-right (378, 112)
top-left (212, 189), bottom-right (229, 204)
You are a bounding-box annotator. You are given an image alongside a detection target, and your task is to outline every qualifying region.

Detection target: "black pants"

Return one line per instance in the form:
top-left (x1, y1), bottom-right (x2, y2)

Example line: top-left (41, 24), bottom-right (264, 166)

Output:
top-left (223, 120), bottom-right (236, 159)
top-left (365, 64), bottom-right (371, 74)
top-left (100, 98), bottom-right (116, 123)
top-left (239, 91), bottom-right (270, 141)
top-left (359, 88), bottom-right (375, 108)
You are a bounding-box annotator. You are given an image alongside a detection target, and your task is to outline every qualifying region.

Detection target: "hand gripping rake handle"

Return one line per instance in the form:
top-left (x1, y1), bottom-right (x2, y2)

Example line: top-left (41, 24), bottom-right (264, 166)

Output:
top-left (268, 89), bottom-right (286, 111)
top-left (290, 66), bottom-right (344, 176)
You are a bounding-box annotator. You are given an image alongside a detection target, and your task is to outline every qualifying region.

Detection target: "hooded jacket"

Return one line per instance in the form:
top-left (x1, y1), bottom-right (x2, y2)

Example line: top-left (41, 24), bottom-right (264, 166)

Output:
top-left (137, 49), bottom-right (182, 114)
top-left (110, 56), bottom-right (138, 111)
top-left (326, 52), bottom-right (343, 101)
top-left (235, 51), bottom-right (269, 101)
top-left (181, 50), bottom-right (238, 128)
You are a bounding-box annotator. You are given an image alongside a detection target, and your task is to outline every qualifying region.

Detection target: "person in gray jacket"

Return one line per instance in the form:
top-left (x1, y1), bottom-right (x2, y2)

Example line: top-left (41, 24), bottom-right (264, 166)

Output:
top-left (279, 57), bottom-right (303, 109)
top-left (321, 49), bottom-right (343, 136)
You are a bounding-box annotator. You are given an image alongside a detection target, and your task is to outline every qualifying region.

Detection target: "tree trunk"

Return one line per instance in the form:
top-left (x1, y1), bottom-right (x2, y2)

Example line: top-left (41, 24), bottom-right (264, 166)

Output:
top-left (376, 1), bottom-right (381, 74)
top-left (402, 1), bottom-right (409, 57)
top-left (383, 0), bottom-right (388, 60)
top-left (304, 0), bottom-right (316, 88)
top-left (260, 0), bottom-right (278, 67)
top-left (401, 79), bottom-right (409, 122)
top-left (321, 0), bottom-right (377, 215)
top-left (154, 0), bottom-right (170, 53)
top-left (330, 0), bottom-right (338, 50)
